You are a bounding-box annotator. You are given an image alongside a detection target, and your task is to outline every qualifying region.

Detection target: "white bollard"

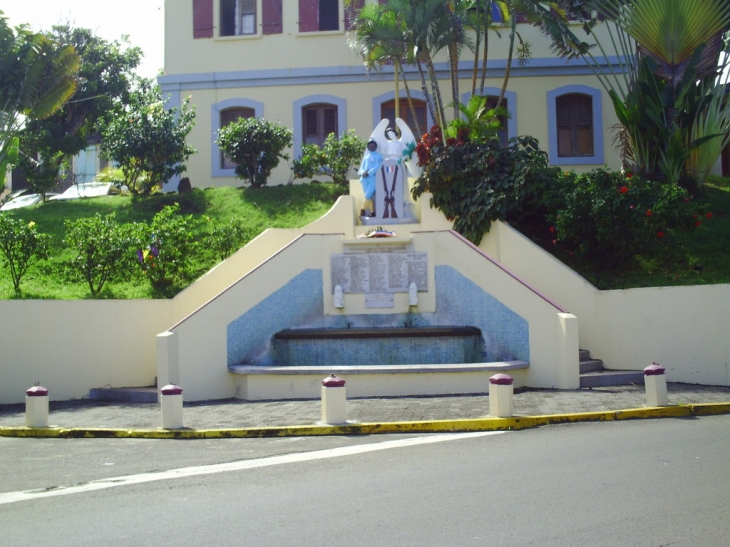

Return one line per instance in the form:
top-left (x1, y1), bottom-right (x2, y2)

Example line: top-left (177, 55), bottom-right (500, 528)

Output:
top-left (160, 384), bottom-right (184, 429)
top-left (644, 363), bottom-right (668, 406)
top-left (489, 373), bottom-right (514, 418)
top-left (25, 384), bottom-right (49, 428)
top-left (321, 374), bottom-right (347, 424)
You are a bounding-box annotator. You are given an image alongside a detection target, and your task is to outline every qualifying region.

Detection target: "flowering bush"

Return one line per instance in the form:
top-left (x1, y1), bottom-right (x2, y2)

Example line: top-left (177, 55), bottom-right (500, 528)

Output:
top-left (0, 216), bottom-right (50, 296)
top-left (543, 169), bottom-right (708, 266)
top-left (136, 204), bottom-right (199, 294)
top-left (412, 125), bottom-right (557, 244)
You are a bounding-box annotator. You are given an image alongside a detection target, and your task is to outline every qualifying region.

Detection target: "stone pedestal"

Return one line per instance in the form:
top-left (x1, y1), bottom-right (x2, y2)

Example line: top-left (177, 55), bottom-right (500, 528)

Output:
top-left (160, 384), bottom-right (184, 429)
top-left (25, 385), bottom-right (49, 428)
top-left (321, 374), bottom-right (347, 424)
top-left (373, 159), bottom-right (404, 221)
top-left (489, 374), bottom-right (514, 418)
top-left (644, 363), bottom-right (668, 407)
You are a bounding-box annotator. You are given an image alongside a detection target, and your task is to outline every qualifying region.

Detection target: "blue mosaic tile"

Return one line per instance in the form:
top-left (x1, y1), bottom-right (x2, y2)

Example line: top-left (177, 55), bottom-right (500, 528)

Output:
top-left (226, 265), bottom-right (529, 366)
top-left (226, 269), bottom-right (324, 365)
top-left (432, 266), bottom-right (529, 362)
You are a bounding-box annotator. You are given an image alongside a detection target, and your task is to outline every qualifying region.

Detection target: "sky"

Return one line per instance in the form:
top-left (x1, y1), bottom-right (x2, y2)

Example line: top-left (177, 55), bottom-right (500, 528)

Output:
top-left (1, 0), bottom-right (165, 79)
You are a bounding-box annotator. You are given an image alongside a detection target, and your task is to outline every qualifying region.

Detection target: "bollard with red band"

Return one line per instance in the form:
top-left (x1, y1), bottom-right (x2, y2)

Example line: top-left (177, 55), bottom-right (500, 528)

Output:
top-left (321, 374), bottom-right (347, 424)
top-left (25, 384), bottom-right (49, 428)
top-left (489, 373), bottom-right (514, 418)
top-left (644, 363), bottom-right (668, 406)
top-left (160, 384), bottom-right (184, 429)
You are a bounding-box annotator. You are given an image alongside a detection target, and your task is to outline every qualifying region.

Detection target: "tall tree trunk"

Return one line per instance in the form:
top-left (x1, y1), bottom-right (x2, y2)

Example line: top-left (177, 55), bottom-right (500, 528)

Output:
top-left (449, 43), bottom-right (460, 121)
top-left (497, 16), bottom-right (516, 109)
top-left (472, 3), bottom-right (481, 96)
top-left (400, 64), bottom-right (422, 136)
top-left (416, 59), bottom-right (438, 131)
top-left (480, 15), bottom-right (489, 96)
top-left (425, 54), bottom-right (446, 133)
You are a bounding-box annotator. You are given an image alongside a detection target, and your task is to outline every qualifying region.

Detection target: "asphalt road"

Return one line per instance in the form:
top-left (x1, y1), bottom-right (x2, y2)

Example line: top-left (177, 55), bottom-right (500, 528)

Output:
top-left (2, 416), bottom-right (729, 546)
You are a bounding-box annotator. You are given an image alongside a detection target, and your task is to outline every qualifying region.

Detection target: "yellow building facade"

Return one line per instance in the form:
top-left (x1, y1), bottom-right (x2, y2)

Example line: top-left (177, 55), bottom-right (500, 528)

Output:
top-left (160, 0), bottom-right (621, 190)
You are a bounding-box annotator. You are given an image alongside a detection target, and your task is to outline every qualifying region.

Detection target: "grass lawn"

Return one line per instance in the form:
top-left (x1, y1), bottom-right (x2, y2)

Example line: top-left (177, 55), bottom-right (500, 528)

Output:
top-left (0, 183), bottom-right (345, 299)
top-left (1, 177), bottom-right (729, 298)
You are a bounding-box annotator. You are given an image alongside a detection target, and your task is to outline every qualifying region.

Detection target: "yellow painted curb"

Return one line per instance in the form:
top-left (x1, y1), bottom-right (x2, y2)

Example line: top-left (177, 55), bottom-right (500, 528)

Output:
top-left (0, 403), bottom-right (728, 439)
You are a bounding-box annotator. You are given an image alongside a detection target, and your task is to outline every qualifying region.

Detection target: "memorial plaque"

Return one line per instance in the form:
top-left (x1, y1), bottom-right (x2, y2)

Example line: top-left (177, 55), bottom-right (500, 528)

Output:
top-left (331, 251), bottom-right (428, 294)
top-left (366, 293), bottom-right (394, 308)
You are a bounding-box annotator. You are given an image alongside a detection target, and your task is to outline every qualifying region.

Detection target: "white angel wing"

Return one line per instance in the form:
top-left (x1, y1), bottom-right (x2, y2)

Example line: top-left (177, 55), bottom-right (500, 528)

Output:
top-left (395, 118), bottom-right (422, 178)
top-left (368, 119), bottom-right (390, 154)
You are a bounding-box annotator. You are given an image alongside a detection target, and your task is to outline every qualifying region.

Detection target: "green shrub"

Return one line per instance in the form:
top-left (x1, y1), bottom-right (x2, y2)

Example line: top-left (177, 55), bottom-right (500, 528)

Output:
top-left (207, 217), bottom-right (255, 261)
top-left (136, 204), bottom-right (200, 295)
top-left (412, 125), bottom-right (557, 245)
top-left (543, 169), bottom-right (707, 266)
top-left (64, 213), bottom-right (138, 297)
top-left (0, 216), bottom-right (50, 296)
top-left (216, 117), bottom-right (292, 188)
top-left (292, 130), bottom-right (365, 187)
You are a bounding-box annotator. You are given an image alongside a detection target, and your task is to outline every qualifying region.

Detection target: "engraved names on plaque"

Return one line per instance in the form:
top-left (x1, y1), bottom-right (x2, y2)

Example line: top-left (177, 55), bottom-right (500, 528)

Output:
top-left (331, 251), bottom-right (428, 294)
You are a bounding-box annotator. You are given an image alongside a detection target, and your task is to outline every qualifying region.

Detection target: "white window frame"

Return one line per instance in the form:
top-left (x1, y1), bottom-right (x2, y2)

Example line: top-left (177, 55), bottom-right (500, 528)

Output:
top-left (217, 0), bottom-right (262, 39)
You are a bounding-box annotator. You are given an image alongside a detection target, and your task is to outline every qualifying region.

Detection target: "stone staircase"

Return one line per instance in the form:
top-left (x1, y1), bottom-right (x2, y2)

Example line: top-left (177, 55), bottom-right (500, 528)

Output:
top-left (579, 349), bottom-right (645, 388)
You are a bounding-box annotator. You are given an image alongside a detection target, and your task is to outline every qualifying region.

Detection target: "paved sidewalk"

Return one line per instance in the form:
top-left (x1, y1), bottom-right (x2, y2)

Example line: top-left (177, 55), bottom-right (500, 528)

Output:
top-left (1, 383), bottom-right (729, 431)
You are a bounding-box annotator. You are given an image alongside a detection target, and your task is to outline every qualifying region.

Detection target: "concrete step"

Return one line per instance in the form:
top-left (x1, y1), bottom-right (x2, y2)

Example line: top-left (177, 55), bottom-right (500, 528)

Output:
top-left (579, 359), bottom-right (604, 374)
top-left (580, 370), bottom-right (645, 388)
top-left (579, 349), bottom-right (591, 362)
top-left (89, 387), bottom-right (158, 403)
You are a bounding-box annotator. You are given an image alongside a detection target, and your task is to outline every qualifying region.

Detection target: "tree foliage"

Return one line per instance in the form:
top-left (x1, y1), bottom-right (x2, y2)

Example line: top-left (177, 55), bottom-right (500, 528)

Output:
top-left (17, 24), bottom-right (142, 194)
top-left (578, 0), bottom-right (730, 186)
top-left (0, 11), bottom-right (79, 182)
top-left (347, 0), bottom-right (590, 134)
top-left (292, 130), bottom-right (365, 187)
top-left (216, 117), bottom-right (292, 188)
top-left (101, 79), bottom-right (196, 197)
top-left (413, 125), bottom-right (556, 245)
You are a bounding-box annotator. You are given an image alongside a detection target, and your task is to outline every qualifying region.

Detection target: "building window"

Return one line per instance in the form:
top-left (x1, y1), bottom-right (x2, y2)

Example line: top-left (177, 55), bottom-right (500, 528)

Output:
top-left (220, 107), bottom-right (255, 169)
top-left (556, 93), bottom-right (593, 157)
top-left (299, 0), bottom-right (340, 32)
top-left (220, 0), bottom-right (256, 36)
top-left (546, 85), bottom-right (603, 166)
top-left (380, 99), bottom-right (427, 138)
top-left (484, 96), bottom-right (509, 147)
top-left (303, 103), bottom-right (337, 145)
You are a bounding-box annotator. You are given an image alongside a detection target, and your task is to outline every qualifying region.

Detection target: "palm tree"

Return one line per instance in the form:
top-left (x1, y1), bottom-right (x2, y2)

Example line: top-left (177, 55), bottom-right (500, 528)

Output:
top-left (0, 12), bottom-right (79, 175)
top-left (586, 0), bottom-right (730, 184)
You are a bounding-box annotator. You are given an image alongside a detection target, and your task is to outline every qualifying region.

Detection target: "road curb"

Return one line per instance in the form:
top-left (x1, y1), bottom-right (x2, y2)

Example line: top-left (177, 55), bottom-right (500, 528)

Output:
top-left (1, 403), bottom-right (728, 439)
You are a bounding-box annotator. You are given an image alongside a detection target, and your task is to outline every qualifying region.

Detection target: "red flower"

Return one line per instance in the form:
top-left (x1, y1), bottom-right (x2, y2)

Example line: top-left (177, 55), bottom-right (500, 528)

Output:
top-left (619, 186), bottom-right (628, 193)
top-left (646, 210), bottom-right (652, 217)
top-left (657, 231), bottom-right (665, 238)
top-left (549, 226), bottom-right (555, 233)
top-left (706, 212), bottom-right (713, 219)
top-left (552, 239), bottom-right (557, 245)
top-left (626, 172), bottom-right (633, 179)
top-left (629, 205), bottom-right (634, 210)
top-left (695, 220), bottom-right (702, 227)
